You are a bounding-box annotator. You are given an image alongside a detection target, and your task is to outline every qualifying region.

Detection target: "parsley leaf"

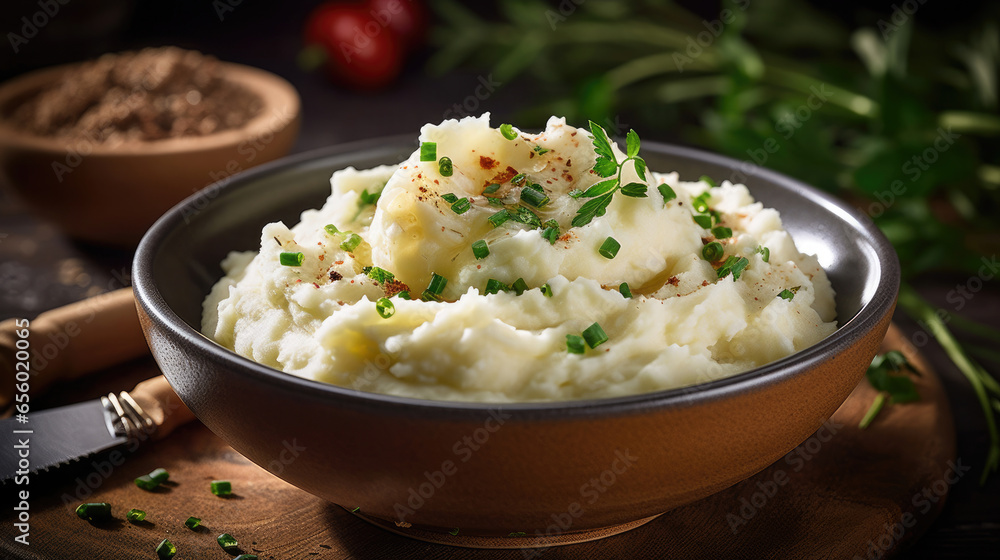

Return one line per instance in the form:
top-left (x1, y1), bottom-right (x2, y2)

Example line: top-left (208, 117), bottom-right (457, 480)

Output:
top-left (581, 178), bottom-right (617, 197)
top-left (588, 120), bottom-right (614, 160)
top-left (621, 182), bottom-right (648, 197)
top-left (626, 129), bottom-right (640, 157)
top-left (634, 157), bottom-right (647, 181)
top-left (593, 156), bottom-right (618, 178)
top-left (572, 192), bottom-right (615, 227)
top-left (859, 350), bottom-right (921, 429)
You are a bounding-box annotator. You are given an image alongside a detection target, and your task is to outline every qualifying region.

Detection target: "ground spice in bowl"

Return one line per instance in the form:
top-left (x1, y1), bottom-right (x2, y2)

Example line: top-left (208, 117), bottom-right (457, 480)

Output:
top-left (9, 46), bottom-right (263, 145)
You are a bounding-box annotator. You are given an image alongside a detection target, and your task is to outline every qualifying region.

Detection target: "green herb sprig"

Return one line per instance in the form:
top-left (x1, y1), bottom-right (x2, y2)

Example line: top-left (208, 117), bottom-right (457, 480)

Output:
top-left (571, 122), bottom-right (648, 228)
top-left (859, 350), bottom-right (921, 429)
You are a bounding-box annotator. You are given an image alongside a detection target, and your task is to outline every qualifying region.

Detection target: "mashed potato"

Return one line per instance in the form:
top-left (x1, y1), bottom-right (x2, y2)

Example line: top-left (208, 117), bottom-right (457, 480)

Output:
top-left (202, 115), bottom-right (836, 402)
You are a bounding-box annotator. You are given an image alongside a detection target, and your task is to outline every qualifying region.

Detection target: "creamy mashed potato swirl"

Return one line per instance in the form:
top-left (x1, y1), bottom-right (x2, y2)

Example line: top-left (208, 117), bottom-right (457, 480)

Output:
top-left (202, 115), bottom-right (836, 402)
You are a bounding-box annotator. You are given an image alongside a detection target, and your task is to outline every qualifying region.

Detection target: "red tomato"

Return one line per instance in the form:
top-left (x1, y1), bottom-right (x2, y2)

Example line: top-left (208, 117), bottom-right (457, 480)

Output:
top-left (304, 2), bottom-right (403, 90)
top-left (367, 0), bottom-right (426, 50)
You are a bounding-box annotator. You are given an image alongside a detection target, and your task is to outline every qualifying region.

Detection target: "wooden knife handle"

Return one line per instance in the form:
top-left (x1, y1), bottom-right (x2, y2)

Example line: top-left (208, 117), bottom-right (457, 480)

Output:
top-left (127, 376), bottom-right (196, 440)
top-left (0, 288), bottom-right (149, 409)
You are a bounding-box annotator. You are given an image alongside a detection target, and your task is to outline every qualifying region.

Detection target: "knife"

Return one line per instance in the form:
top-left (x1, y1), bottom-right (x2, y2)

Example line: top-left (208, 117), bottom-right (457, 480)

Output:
top-left (0, 376), bottom-right (195, 482)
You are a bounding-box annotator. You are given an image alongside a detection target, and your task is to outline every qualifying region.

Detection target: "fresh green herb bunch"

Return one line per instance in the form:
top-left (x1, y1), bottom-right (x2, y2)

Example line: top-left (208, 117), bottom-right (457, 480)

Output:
top-left (429, 0), bottom-right (1000, 483)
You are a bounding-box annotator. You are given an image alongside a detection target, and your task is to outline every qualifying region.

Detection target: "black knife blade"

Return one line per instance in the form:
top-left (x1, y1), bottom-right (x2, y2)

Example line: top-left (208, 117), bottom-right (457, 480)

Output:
top-left (0, 399), bottom-right (127, 483)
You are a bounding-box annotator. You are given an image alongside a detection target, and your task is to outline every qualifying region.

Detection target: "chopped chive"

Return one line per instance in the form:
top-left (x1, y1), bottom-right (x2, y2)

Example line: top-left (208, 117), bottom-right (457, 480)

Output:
top-left (510, 173), bottom-right (527, 187)
top-left (488, 209), bottom-right (511, 228)
top-left (541, 226), bottom-right (559, 244)
top-left (731, 257), bottom-right (750, 279)
top-left (449, 528), bottom-right (460, 536)
top-left (279, 252), bottom-right (304, 266)
top-left (692, 192), bottom-right (711, 213)
top-left (210, 480), bottom-right (232, 497)
top-left (76, 502), bottom-right (112, 521)
top-left (582, 322), bottom-right (609, 349)
top-left (156, 539), bottom-right (177, 559)
top-left (148, 468), bottom-right (170, 483)
top-left (778, 289), bottom-right (796, 300)
top-left (534, 145), bottom-right (549, 155)
top-left (702, 241), bottom-right (724, 262)
top-left (619, 282), bottom-right (632, 298)
top-left (472, 239), bottom-right (490, 259)
top-left (426, 273), bottom-right (448, 296)
top-left (527, 182), bottom-right (545, 193)
top-left (397, 291), bottom-right (411, 300)
top-left (351, 506), bottom-right (361, 513)
top-left (756, 245), bottom-right (770, 262)
top-left (566, 334), bottom-right (586, 354)
top-left (340, 233), bottom-right (362, 252)
top-left (500, 123), bottom-right (517, 140)
top-left (692, 215), bottom-right (713, 229)
top-left (134, 475), bottom-right (159, 491)
top-left (438, 157), bottom-right (454, 177)
top-left (568, 189), bottom-right (585, 198)
top-left (184, 516), bottom-right (201, 530)
top-left (420, 142), bottom-right (436, 161)
top-left (511, 278), bottom-right (529, 295)
top-left (717, 256), bottom-right (735, 278)
top-left (540, 283), bottom-right (553, 297)
top-left (441, 193), bottom-right (459, 203)
top-left (599, 237), bottom-right (621, 259)
top-left (658, 184), bottom-right (677, 204)
top-left (376, 297), bottom-right (395, 318)
top-left (509, 531), bottom-right (528, 537)
top-left (488, 197), bottom-right (504, 207)
top-left (324, 224), bottom-right (339, 236)
top-left (126, 508), bottom-right (146, 522)
top-left (484, 183), bottom-right (501, 194)
top-left (484, 278), bottom-right (509, 295)
top-left (364, 266), bottom-right (395, 283)
top-left (717, 256), bottom-right (750, 280)
top-left (420, 290), bottom-right (440, 302)
top-left (520, 186), bottom-right (549, 208)
top-left (711, 226), bottom-right (733, 239)
top-left (511, 206), bottom-right (543, 227)
top-left (699, 175), bottom-right (717, 187)
top-left (451, 198), bottom-right (472, 214)
top-left (217, 533), bottom-right (239, 552)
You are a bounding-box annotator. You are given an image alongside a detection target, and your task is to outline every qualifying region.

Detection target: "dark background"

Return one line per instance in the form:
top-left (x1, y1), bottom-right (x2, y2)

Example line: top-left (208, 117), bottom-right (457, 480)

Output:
top-left (1, 1), bottom-right (998, 558)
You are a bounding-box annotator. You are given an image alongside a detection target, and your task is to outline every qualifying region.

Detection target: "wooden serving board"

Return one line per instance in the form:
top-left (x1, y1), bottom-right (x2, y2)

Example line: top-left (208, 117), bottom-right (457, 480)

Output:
top-left (0, 325), bottom-right (956, 560)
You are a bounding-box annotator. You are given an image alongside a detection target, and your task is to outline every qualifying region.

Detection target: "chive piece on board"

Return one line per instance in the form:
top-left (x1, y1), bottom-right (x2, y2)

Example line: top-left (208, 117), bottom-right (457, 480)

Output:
top-left (210, 480), bottom-right (232, 497)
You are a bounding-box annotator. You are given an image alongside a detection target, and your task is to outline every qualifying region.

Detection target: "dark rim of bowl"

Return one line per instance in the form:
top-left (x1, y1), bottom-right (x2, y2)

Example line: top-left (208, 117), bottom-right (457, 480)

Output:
top-left (133, 135), bottom-right (900, 419)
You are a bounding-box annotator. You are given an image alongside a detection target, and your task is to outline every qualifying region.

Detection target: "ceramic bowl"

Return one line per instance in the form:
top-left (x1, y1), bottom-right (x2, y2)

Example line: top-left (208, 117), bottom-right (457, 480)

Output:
top-left (0, 60), bottom-right (300, 246)
top-left (132, 137), bottom-right (898, 543)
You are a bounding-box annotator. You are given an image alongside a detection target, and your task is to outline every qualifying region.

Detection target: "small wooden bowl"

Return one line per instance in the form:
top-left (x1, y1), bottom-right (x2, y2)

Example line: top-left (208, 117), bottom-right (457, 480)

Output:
top-left (0, 60), bottom-right (300, 246)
